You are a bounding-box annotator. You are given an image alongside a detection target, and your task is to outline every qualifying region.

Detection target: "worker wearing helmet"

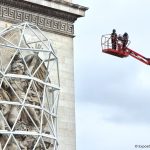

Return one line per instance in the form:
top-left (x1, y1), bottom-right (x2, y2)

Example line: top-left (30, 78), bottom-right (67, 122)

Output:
top-left (111, 29), bottom-right (117, 49)
top-left (122, 32), bottom-right (129, 50)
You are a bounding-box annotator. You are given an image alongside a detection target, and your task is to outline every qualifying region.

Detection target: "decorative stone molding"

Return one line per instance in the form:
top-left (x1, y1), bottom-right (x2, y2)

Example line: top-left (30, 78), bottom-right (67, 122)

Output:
top-left (0, 4), bottom-right (74, 36)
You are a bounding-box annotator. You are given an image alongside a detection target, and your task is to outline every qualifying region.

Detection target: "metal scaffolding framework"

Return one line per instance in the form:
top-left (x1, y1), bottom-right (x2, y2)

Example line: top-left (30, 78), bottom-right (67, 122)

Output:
top-left (0, 22), bottom-right (60, 150)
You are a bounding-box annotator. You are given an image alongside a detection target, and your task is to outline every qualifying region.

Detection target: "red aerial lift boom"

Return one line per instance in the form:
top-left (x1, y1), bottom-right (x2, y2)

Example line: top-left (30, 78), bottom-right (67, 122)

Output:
top-left (101, 34), bottom-right (150, 65)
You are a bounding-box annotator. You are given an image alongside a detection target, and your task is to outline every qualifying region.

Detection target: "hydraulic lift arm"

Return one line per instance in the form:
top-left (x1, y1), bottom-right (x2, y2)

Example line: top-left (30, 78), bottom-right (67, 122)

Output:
top-left (126, 48), bottom-right (150, 65)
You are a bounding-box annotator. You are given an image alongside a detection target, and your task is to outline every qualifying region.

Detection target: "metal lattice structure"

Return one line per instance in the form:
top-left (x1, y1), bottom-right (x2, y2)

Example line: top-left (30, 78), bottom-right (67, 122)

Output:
top-left (0, 22), bottom-right (60, 150)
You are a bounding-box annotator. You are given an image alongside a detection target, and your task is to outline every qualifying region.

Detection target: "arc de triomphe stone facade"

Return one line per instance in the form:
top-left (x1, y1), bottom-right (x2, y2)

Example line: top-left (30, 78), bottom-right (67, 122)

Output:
top-left (0, 0), bottom-right (88, 150)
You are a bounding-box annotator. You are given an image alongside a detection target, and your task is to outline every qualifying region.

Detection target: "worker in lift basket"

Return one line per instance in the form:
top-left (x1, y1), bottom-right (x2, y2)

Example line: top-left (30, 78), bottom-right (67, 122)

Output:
top-left (122, 32), bottom-right (129, 50)
top-left (111, 29), bottom-right (117, 50)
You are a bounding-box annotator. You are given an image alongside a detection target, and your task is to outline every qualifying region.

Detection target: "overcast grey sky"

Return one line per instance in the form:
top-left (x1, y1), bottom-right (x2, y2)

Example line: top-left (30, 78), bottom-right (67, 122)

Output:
top-left (73, 0), bottom-right (150, 150)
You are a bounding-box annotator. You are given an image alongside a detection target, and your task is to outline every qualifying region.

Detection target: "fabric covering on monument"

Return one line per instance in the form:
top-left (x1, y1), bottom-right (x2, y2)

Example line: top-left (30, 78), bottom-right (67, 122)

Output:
top-left (0, 22), bottom-right (60, 150)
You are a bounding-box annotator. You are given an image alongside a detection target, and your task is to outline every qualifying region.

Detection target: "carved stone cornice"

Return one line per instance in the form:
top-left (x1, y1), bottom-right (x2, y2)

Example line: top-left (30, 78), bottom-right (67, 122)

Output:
top-left (0, 0), bottom-right (88, 36)
top-left (24, 0), bottom-right (88, 17)
top-left (0, 3), bottom-right (74, 36)
top-left (45, 0), bottom-right (88, 11)
top-left (0, 0), bottom-right (79, 22)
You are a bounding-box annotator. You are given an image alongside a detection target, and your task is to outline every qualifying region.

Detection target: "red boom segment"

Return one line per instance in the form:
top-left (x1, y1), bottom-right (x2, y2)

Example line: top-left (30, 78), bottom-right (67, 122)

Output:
top-left (126, 48), bottom-right (150, 65)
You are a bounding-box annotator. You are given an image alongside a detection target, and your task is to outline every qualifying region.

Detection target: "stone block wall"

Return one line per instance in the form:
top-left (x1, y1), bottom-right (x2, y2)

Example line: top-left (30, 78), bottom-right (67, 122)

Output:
top-left (45, 32), bottom-right (76, 150)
